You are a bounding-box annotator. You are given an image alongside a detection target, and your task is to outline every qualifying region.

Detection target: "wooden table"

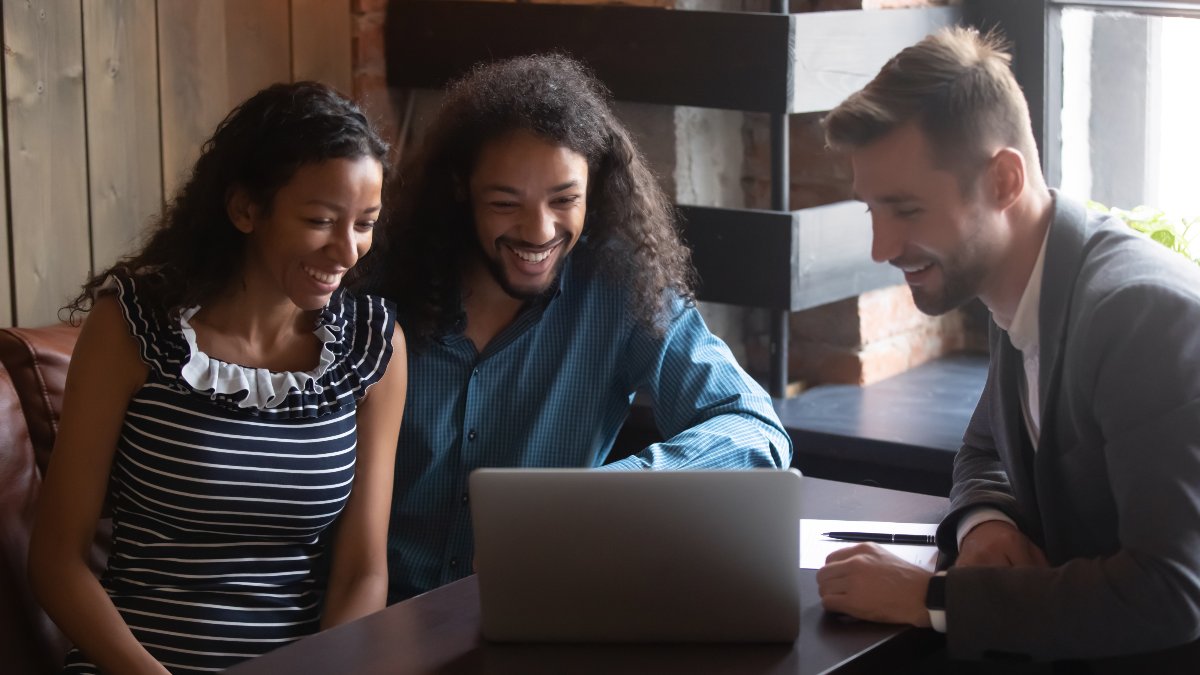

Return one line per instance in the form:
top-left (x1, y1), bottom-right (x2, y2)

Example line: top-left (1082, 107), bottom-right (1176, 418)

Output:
top-left (228, 478), bottom-right (948, 675)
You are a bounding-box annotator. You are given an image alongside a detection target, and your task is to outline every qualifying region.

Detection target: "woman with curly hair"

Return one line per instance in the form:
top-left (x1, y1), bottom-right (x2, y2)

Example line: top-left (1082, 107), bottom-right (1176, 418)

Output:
top-left (375, 54), bottom-right (790, 603)
top-left (29, 81), bottom-right (407, 673)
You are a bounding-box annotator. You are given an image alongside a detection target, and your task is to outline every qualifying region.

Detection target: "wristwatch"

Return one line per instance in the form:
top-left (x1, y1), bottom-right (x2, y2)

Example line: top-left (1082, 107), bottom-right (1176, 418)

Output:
top-left (925, 571), bottom-right (947, 632)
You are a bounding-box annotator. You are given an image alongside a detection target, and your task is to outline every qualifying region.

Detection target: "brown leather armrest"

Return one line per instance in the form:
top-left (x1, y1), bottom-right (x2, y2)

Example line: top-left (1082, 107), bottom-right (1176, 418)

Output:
top-left (0, 325), bottom-right (81, 476)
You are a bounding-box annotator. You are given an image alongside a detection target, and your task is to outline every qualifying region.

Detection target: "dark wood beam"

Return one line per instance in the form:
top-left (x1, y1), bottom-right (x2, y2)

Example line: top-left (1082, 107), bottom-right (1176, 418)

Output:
top-left (387, 1), bottom-right (960, 114)
top-left (679, 202), bottom-right (900, 312)
top-left (386, 0), bottom-right (793, 113)
top-left (679, 206), bottom-right (796, 309)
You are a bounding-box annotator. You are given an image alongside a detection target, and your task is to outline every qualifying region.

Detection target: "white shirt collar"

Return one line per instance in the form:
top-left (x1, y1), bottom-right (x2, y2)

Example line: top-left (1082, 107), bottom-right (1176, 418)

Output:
top-left (999, 228), bottom-right (1049, 356)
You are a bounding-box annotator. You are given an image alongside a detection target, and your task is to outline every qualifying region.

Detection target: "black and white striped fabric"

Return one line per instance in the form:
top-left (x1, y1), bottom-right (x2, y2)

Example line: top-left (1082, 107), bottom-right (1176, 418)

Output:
top-left (62, 274), bottom-right (394, 674)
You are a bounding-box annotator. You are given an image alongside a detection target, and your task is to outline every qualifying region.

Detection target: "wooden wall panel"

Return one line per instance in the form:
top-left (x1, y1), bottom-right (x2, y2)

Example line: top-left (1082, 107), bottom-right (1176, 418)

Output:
top-left (789, 7), bottom-right (959, 114)
top-left (291, 0), bottom-right (353, 94)
top-left (84, 0), bottom-right (162, 272)
top-left (793, 201), bottom-right (903, 312)
top-left (157, 0), bottom-right (229, 200)
top-left (0, 0), bottom-right (357, 325)
top-left (225, 0), bottom-right (292, 106)
top-left (3, 0), bottom-right (91, 327)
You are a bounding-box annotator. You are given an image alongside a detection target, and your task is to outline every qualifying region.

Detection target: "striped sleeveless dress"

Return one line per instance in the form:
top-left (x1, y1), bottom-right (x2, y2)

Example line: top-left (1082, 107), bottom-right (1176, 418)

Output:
top-left (62, 274), bottom-right (395, 674)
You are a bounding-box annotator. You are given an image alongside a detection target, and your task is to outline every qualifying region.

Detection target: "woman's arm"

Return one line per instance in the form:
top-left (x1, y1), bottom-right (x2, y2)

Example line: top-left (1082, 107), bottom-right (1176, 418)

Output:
top-left (321, 324), bottom-right (407, 628)
top-left (27, 296), bottom-right (167, 674)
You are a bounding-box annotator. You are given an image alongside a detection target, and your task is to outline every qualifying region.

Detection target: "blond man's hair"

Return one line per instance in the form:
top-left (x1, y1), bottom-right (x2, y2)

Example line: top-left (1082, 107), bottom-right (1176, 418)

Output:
top-left (823, 27), bottom-right (1042, 188)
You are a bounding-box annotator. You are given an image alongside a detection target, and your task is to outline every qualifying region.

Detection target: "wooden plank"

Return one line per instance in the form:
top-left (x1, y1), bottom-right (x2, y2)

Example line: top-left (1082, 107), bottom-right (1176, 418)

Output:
top-left (157, 0), bottom-right (229, 200)
top-left (292, 0), bottom-right (353, 94)
top-left (83, 0), bottom-right (162, 272)
top-left (790, 6), bottom-right (961, 114)
top-left (225, 0), bottom-right (291, 106)
top-left (680, 202), bottom-right (901, 311)
top-left (792, 200), bottom-right (902, 312)
top-left (678, 206), bottom-right (796, 310)
top-left (0, 24), bottom-right (11, 327)
top-left (385, 0), bottom-right (794, 112)
top-left (2, 0), bottom-right (91, 327)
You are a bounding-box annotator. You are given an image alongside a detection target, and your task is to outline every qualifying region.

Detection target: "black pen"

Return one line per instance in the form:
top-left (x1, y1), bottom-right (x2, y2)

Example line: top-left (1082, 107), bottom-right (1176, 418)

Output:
top-left (822, 531), bottom-right (936, 545)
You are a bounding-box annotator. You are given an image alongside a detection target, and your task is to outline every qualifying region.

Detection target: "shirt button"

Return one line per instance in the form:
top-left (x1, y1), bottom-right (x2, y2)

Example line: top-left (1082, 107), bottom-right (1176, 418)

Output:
top-left (461, 492), bottom-right (469, 505)
top-left (467, 429), bottom-right (477, 441)
top-left (472, 368), bottom-right (479, 377)
top-left (449, 557), bottom-right (458, 568)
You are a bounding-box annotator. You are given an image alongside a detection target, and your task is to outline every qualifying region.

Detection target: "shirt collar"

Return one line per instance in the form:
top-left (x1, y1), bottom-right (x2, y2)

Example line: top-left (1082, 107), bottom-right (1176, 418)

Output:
top-left (1002, 228), bottom-right (1050, 356)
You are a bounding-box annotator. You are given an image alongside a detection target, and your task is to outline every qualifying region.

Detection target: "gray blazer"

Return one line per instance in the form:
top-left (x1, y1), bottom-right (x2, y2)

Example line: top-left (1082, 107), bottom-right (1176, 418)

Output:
top-left (935, 193), bottom-right (1200, 667)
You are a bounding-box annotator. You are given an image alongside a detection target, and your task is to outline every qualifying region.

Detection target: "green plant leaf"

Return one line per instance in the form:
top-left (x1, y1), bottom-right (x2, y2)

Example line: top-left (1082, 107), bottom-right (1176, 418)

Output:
top-left (1151, 228), bottom-right (1176, 249)
top-left (1090, 200), bottom-right (1199, 266)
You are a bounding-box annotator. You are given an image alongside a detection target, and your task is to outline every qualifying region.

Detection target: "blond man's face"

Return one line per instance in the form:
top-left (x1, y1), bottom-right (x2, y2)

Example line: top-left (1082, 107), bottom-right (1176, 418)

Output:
top-left (851, 123), bottom-right (1004, 316)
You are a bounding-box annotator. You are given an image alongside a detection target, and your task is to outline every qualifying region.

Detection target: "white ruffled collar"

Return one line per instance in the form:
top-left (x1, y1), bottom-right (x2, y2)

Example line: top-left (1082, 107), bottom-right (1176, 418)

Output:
top-left (177, 306), bottom-right (338, 410)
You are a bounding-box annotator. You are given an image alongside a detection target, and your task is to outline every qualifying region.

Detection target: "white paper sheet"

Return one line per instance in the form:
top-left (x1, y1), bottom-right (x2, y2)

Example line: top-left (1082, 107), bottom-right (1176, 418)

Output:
top-left (800, 519), bottom-right (939, 571)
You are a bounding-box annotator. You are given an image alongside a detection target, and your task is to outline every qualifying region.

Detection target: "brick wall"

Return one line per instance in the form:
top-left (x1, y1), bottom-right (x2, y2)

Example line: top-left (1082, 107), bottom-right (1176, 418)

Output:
top-left (352, 0), bottom-right (402, 151)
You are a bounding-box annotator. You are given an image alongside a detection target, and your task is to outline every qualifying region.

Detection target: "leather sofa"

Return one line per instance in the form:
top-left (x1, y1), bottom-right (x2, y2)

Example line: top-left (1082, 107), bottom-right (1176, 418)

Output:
top-left (0, 324), bottom-right (109, 674)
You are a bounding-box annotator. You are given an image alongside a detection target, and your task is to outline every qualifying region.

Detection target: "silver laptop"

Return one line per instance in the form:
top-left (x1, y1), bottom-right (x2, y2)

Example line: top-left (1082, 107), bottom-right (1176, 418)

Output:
top-left (469, 468), bottom-right (802, 643)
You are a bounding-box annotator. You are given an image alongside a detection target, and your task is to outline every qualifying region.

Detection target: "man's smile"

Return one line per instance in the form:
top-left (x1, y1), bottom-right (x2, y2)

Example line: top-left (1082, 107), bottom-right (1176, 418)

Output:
top-left (501, 237), bottom-right (567, 272)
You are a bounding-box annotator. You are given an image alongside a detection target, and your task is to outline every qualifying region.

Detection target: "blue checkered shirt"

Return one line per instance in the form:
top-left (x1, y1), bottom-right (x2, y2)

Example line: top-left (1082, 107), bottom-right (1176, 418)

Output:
top-left (386, 249), bottom-right (792, 602)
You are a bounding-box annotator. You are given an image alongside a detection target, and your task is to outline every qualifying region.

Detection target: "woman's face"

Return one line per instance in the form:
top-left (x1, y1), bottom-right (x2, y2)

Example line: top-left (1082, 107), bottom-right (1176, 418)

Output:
top-left (233, 156), bottom-right (384, 311)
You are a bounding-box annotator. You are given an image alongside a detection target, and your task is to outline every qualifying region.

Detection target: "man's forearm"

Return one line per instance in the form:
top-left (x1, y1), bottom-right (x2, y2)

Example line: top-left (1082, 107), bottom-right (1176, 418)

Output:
top-left (617, 411), bottom-right (789, 470)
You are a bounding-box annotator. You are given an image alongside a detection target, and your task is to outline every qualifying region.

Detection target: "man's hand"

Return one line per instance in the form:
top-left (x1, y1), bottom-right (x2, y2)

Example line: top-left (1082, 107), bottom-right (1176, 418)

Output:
top-left (956, 520), bottom-right (1048, 568)
top-left (816, 543), bottom-right (933, 627)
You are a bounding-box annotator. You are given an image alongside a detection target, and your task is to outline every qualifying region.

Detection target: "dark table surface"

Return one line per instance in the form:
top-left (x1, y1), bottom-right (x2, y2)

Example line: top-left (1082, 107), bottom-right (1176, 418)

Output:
top-left (777, 353), bottom-right (987, 465)
top-left (228, 477), bottom-right (948, 675)
top-left (778, 353), bottom-right (988, 496)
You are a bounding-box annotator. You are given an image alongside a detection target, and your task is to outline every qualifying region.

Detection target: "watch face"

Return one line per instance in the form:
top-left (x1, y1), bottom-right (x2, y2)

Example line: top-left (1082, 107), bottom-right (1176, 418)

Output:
top-left (925, 573), bottom-right (948, 610)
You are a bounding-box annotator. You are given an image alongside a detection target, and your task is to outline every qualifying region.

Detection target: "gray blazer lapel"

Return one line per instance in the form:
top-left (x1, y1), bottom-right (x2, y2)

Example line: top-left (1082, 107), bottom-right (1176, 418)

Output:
top-left (1037, 192), bottom-right (1089, 444)
top-left (993, 329), bottom-right (1043, 541)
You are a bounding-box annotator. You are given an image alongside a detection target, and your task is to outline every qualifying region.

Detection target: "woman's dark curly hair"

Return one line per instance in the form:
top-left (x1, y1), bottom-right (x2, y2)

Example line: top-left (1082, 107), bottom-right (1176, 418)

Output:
top-left (378, 54), bottom-right (695, 350)
top-left (65, 81), bottom-right (390, 322)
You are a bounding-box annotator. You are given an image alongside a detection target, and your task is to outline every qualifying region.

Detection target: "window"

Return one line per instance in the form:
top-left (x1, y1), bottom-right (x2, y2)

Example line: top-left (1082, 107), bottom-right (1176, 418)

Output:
top-left (1058, 4), bottom-right (1200, 215)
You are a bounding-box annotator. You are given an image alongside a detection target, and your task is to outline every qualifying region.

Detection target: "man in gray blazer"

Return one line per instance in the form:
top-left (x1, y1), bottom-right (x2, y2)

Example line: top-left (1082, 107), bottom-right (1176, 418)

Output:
top-left (815, 27), bottom-right (1200, 669)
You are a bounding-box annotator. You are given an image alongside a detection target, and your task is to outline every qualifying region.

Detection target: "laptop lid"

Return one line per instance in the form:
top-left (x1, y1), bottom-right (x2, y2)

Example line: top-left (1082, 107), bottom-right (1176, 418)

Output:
top-left (469, 468), bottom-right (802, 643)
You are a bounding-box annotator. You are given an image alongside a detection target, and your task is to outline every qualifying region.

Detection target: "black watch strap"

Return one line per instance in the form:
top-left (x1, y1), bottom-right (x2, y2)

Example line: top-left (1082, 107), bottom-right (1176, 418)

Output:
top-left (925, 572), bottom-right (947, 610)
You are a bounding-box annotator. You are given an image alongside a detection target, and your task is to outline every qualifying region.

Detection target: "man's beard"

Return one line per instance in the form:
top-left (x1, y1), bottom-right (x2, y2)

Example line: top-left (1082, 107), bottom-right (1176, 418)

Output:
top-left (475, 236), bottom-right (568, 302)
top-left (907, 245), bottom-right (988, 316)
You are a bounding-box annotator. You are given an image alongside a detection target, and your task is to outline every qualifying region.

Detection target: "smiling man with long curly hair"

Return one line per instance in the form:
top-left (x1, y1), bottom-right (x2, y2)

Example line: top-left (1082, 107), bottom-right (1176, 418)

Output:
top-left (375, 54), bottom-right (791, 603)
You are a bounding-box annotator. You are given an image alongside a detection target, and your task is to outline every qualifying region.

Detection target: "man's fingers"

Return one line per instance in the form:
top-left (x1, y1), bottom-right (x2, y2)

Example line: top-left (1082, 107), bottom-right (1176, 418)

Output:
top-left (817, 578), bottom-right (848, 599)
top-left (824, 542), bottom-right (875, 564)
top-left (816, 557), bottom-right (853, 588)
top-left (957, 547), bottom-right (1008, 567)
top-left (820, 591), bottom-right (850, 614)
top-left (1007, 547), bottom-right (1031, 567)
top-left (1025, 541), bottom-right (1049, 567)
top-left (957, 520), bottom-right (1050, 568)
top-left (816, 563), bottom-right (852, 597)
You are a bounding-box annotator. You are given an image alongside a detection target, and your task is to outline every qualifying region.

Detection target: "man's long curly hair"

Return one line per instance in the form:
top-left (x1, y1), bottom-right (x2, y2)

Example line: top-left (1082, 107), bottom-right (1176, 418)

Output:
top-left (378, 54), bottom-right (695, 350)
top-left (64, 81), bottom-right (390, 322)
